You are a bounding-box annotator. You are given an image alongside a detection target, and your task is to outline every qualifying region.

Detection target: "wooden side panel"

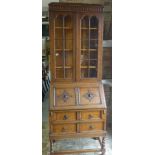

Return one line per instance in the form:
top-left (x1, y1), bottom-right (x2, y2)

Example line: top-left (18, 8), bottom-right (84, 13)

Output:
top-left (97, 14), bottom-right (103, 80)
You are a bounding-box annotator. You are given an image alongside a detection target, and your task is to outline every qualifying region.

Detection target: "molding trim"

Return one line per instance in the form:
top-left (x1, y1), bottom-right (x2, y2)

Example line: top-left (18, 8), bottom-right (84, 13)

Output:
top-left (49, 3), bottom-right (104, 13)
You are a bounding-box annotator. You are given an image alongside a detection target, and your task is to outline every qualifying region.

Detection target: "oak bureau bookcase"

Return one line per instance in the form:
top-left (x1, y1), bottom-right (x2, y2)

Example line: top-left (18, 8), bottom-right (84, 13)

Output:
top-left (49, 2), bottom-right (107, 154)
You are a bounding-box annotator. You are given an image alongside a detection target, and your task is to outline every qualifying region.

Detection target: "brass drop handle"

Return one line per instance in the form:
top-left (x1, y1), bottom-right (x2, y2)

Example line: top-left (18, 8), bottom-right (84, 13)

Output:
top-left (63, 115), bottom-right (68, 120)
top-left (89, 125), bottom-right (94, 130)
top-left (61, 127), bottom-right (67, 132)
top-left (88, 114), bottom-right (93, 119)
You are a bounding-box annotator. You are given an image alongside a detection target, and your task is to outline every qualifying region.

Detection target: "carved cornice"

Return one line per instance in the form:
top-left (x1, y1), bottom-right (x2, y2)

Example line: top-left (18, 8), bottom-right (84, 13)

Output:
top-left (49, 3), bottom-right (104, 13)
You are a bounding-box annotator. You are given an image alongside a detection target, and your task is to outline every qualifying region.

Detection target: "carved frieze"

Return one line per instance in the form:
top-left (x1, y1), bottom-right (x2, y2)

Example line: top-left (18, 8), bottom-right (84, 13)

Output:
top-left (49, 3), bottom-right (103, 13)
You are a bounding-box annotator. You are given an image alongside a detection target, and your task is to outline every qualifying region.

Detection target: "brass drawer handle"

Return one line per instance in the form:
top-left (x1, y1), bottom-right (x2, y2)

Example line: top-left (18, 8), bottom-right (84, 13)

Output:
top-left (61, 127), bottom-right (67, 132)
top-left (63, 115), bottom-right (68, 120)
top-left (88, 114), bottom-right (93, 119)
top-left (89, 125), bottom-right (95, 130)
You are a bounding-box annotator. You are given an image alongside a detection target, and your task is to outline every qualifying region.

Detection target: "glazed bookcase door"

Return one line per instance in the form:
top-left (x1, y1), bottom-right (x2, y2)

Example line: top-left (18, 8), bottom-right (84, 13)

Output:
top-left (77, 14), bottom-right (103, 81)
top-left (50, 13), bottom-right (75, 82)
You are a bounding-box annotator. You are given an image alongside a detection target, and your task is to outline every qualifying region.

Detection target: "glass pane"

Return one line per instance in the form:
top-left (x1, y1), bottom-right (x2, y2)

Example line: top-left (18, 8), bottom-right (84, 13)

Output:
top-left (54, 15), bottom-right (74, 80)
top-left (89, 69), bottom-right (97, 77)
top-left (55, 28), bottom-right (63, 39)
top-left (65, 51), bottom-right (72, 66)
top-left (81, 50), bottom-right (89, 60)
top-left (81, 40), bottom-right (89, 49)
top-left (90, 16), bottom-right (98, 28)
top-left (55, 51), bottom-right (63, 66)
top-left (65, 69), bottom-right (72, 78)
top-left (90, 29), bottom-right (98, 39)
top-left (80, 16), bottom-right (99, 79)
top-left (81, 29), bottom-right (89, 40)
top-left (90, 50), bottom-right (97, 59)
top-left (64, 29), bottom-right (73, 40)
top-left (81, 16), bottom-right (89, 28)
top-left (90, 60), bottom-right (97, 66)
top-left (56, 69), bottom-right (64, 78)
top-left (65, 40), bottom-right (73, 49)
top-left (81, 59), bottom-right (89, 67)
top-left (55, 40), bottom-right (63, 49)
top-left (64, 15), bottom-right (72, 28)
top-left (90, 40), bottom-right (98, 49)
top-left (55, 15), bottom-right (63, 27)
top-left (81, 69), bottom-right (88, 78)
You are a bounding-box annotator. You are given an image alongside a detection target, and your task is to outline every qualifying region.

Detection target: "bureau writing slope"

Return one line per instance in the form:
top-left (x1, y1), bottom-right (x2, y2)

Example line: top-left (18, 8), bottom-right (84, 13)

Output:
top-left (49, 3), bottom-right (107, 155)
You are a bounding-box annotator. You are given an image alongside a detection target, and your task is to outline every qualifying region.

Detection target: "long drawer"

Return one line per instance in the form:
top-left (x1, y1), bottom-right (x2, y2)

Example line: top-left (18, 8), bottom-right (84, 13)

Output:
top-left (51, 122), bottom-right (105, 134)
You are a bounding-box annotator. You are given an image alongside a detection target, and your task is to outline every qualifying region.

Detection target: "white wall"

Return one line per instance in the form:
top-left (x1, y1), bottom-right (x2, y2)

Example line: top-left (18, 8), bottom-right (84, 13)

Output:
top-left (43, 0), bottom-right (59, 11)
top-left (60, 0), bottom-right (104, 4)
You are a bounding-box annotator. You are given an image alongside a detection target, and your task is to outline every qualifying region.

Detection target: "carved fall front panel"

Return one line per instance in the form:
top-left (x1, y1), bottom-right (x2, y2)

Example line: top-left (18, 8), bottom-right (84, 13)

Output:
top-left (55, 88), bottom-right (76, 106)
top-left (80, 87), bottom-right (101, 105)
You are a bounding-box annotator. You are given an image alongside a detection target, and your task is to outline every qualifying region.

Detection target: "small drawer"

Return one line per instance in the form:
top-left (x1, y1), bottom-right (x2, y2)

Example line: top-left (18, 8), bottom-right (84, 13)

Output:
top-left (81, 111), bottom-right (102, 120)
top-left (52, 112), bottom-right (76, 121)
top-left (80, 122), bottom-right (104, 132)
top-left (52, 124), bottom-right (76, 134)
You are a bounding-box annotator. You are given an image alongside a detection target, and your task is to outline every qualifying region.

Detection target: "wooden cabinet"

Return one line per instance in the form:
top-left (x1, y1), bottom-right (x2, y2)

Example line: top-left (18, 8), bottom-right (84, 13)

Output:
top-left (49, 2), bottom-right (106, 154)
top-left (49, 3), bottom-right (103, 82)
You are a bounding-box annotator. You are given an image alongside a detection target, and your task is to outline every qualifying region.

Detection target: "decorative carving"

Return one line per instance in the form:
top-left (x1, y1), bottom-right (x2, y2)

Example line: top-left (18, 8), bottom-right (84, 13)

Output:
top-left (57, 90), bottom-right (72, 102)
top-left (83, 90), bottom-right (96, 101)
top-left (89, 125), bottom-right (94, 130)
top-left (49, 3), bottom-right (103, 13)
top-left (63, 115), bottom-right (68, 120)
top-left (88, 114), bottom-right (93, 119)
top-left (61, 127), bottom-right (67, 132)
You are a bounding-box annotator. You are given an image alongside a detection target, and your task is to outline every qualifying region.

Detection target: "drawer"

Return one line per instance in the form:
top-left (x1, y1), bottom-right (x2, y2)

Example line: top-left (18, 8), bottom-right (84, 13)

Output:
top-left (81, 111), bottom-right (102, 120)
top-left (52, 124), bottom-right (76, 134)
top-left (80, 122), bottom-right (104, 132)
top-left (52, 112), bottom-right (76, 121)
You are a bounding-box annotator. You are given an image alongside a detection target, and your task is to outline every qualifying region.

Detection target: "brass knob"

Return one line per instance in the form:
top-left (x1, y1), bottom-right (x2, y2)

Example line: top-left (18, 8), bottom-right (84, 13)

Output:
top-left (89, 125), bottom-right (94, 130)
top-left (63, 115), bottom-right (68, 120)
top-left (61, 127), bottom-right (67, 132)
top-left (88, 114), bottom-right (93, 119)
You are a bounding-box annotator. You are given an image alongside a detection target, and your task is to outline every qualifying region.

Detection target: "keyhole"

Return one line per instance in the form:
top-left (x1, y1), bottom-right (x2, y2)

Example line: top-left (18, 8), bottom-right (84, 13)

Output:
top-left (88, 93), bottom-right (91, 97)
top-left (63, 94), bottom-right (67, 99)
